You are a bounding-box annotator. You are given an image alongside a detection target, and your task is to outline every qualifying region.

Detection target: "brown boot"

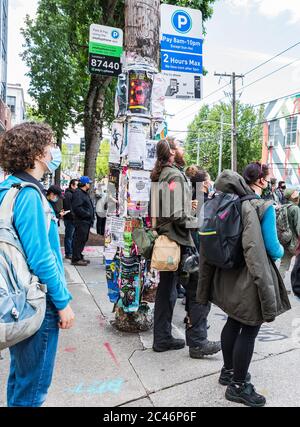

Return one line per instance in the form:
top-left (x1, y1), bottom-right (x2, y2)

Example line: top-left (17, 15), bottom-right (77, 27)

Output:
top-left (72, 260), bottom-right (88, 266)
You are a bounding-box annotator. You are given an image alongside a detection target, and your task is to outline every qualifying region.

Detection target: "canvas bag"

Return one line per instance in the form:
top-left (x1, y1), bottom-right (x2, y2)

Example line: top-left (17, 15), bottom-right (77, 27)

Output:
top-left (0, 182), bottom-right (51, 350)
top-left (151, 235), bottom-right (181, 272)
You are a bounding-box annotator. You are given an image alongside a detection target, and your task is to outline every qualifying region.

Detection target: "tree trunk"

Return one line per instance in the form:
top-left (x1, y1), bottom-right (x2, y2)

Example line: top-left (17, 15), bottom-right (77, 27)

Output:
top-left (55, 135), bottom-right (62, 187)
top-left (83, 74), bottom-right (112, 187)
top-left (83, 0), bottom-right (119, 197)
top-left (125, 0), bottom-right (160, 66)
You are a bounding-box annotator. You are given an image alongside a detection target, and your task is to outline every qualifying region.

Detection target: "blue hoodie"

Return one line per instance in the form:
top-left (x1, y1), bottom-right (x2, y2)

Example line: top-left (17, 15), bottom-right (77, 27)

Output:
top-left (0, 175), bottom-right (72, 310)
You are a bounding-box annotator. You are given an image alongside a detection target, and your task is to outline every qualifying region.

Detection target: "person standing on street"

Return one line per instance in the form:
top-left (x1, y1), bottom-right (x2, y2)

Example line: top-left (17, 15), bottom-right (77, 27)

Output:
top-left (278, 189), bottom-right (300, 285)
top-left (197, 163), bottom-right (291, 407)
top-left (95, 186), bottom-right (108, 236)
top-left (275, 181), bottom-right (287, 204)
top-left (46, 185), bottom-right (65, 226)
top-left (150, 138), bottom-right (221, 358)
top-left (71, 176), bottom-right (94, 266)
top-left (63, 179), bottom-right (78, 260)
top-left (0, 122), bottom-right (74, 407)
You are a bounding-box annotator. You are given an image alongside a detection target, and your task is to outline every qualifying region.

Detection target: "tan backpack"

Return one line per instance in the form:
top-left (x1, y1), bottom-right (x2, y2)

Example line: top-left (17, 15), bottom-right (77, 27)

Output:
top-left (151, 235), bottom-right (181, 272)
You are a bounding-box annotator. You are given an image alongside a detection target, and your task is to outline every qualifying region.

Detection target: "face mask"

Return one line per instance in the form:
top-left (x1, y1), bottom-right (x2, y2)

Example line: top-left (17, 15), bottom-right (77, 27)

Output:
top-left (281, 185), bottom-right (286, 191)
top-left (45, 147), bottom-right (62, 173)
top-left (52, 197), bottom-right (59, 203)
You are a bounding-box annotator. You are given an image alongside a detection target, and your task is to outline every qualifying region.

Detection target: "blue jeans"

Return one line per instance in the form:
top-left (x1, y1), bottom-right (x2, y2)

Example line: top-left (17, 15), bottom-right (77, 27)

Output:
top-left (7, 300), bottom-right (59, 407)
top-left (64, 220), bottom-right (75, 257)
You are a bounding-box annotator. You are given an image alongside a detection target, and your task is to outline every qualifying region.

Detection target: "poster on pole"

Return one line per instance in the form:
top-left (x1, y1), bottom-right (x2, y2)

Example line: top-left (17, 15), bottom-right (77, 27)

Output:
top-left (160, 4), bottom-right (203, 100)
top-left (128, 170), bottom-right (151, 202)
top-left (127, 118), bottom-right (151, 168)
top-left (109, 121), bottom-right (124, 164)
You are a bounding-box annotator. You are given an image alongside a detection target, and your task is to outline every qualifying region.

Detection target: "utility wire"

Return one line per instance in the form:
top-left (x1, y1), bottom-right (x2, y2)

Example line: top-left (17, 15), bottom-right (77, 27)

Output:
top-left (172, 40), bottom-right (300, 120)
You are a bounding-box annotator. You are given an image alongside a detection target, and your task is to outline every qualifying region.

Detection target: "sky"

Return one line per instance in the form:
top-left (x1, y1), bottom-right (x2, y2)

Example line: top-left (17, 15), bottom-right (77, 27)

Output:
top-left (8, 0), bottom-right (300, 141)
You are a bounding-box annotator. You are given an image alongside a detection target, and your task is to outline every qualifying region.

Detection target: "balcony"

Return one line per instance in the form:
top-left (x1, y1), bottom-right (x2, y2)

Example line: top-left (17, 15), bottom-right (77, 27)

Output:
top-left (0, 98), bottom-right (12, 131)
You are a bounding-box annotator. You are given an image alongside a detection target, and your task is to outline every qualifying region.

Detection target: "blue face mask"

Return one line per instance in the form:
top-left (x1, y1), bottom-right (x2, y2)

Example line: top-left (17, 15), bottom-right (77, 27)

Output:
top-left (45, 147), bottom-right (62, 173)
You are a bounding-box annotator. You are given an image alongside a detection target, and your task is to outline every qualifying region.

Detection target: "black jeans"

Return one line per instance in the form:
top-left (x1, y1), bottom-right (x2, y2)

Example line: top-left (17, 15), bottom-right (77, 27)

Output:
top-left (96, 216), bottom-right (106, 235)
top-left (154, 271), bottom-right (177, 347)
top-left (221, 317), bottom-right (261, 382)
top-left (72, 221), bottom-right (91, 263)
top-left (185, 271), bottom-right (211, 348)
top-left (153, 271), bottom-right (210, 348)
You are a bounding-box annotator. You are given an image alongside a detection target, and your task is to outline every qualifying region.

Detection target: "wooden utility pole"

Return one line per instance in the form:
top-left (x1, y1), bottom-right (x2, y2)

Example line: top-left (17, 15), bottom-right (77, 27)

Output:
top-left (125, 0), bottom-right (160, 66)
top-left (214, 72), bottom-right (244, 172)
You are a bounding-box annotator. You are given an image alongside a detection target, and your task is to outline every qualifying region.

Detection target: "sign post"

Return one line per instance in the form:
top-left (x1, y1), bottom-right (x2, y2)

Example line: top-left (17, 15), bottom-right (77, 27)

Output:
top-left (89, 24), bottom-right (123, 77)
top-left (160, 4), bottom-right (203, 100)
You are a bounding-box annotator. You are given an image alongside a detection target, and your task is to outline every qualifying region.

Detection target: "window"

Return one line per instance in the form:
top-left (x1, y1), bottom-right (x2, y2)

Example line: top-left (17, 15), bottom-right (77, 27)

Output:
top-left (268, 120), bottom-right (280, 147)
top-left (7, 96), bottom-right (16, 114)
top-left (285, 116), bottom-right (298, 146)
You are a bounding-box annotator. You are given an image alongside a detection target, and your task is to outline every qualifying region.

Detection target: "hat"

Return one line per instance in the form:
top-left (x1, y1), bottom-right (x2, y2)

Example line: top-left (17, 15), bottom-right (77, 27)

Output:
top-left (284, 188), bottom-right (299, 200)
top-left (79, 176), bottom-right (92, 185)
top-left (47, 185), bottom-right (63, 198)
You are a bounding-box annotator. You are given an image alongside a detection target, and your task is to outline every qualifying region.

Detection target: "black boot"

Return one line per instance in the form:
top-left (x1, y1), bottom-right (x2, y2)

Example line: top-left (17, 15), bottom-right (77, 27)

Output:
top-left (153, 337), bottom-right (185, 353)
top-left (225, 382), bottom-right (266, 407)
top-left (189, 341), bottom-right (221, 359)
top-left (219, 367), bottom-right (251, 386)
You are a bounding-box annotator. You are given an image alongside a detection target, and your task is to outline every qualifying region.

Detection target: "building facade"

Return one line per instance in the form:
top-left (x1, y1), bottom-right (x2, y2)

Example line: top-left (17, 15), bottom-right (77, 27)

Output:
top-left (7, 83), bottom-right (26, 126)
top-left (262, 94), bottom-right (300, 187)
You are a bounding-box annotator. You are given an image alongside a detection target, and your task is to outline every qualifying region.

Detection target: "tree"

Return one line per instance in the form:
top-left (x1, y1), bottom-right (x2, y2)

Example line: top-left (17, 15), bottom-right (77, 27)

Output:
top-left (21, 0), bottom-right (87, 185)
top-left (186, 103), bottom-right (264, 179)
top-left (22, 0), bottom-right (218, 188)
top-left (96, 139), bottom-right (110, 179)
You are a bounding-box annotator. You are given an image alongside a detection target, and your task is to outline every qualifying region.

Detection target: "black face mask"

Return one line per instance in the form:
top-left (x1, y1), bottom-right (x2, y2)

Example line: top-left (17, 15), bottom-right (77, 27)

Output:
top-left (281, 186), bottom-right (286, 191)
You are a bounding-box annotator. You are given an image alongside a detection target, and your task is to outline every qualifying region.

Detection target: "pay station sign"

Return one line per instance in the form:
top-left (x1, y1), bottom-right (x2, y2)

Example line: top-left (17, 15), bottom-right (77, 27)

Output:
top-left (89, 24), bottom-right (123, 77)
top-left (160, 5), bottom-right (203, 100)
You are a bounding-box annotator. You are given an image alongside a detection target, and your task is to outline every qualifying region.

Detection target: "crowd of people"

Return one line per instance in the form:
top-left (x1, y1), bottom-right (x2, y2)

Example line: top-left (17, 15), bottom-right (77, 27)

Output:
top-left (0, 122), bottom-right (299, 408)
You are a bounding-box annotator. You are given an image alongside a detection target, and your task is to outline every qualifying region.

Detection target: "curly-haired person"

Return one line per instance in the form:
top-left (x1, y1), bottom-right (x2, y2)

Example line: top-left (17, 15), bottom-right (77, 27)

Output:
top-left (0, 122), bottom-right (75, 407)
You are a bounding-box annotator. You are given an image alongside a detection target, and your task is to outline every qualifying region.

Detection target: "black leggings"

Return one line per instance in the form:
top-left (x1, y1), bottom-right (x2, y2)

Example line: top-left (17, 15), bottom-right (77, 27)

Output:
top-left (221, 317), bottom-right (261, 383)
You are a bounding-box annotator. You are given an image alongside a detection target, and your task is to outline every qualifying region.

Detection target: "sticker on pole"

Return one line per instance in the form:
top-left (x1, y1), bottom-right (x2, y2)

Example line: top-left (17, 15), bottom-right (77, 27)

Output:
top-left (89, 24), bottom-right (123, 77)
top-left (160, 4), bottom-right (203, 100)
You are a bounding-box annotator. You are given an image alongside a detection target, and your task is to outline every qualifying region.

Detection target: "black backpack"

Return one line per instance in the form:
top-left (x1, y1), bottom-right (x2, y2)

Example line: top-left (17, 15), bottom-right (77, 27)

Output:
top-left (199, 192), bottom-right (258, 270)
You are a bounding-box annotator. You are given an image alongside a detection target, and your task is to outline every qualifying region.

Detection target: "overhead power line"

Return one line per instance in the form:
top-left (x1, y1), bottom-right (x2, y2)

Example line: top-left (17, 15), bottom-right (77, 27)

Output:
top-left (172, 40), bottom-right (300, 120)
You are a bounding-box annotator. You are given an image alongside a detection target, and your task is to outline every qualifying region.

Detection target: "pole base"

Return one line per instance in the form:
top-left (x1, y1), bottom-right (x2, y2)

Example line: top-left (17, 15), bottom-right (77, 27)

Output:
top-left (111, 303), bottom-right (153, 333)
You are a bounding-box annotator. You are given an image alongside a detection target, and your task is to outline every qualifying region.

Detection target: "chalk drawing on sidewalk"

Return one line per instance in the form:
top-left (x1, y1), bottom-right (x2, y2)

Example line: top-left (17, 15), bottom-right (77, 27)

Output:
top-left (64, 347), bottom-right (77, 353)
top-left (67, 378), bottom-right (124, 395)
top-left (104, 342), bottom-right (120, 367)
top-left (214, 313), bottom-right (289, 342)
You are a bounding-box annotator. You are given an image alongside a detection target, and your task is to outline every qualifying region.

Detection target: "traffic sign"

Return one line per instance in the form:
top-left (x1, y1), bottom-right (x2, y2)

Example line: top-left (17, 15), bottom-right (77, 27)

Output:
top-left (160, 4), bottom-right (203, 100)
top-left (89, 24), bottom-right (123, 77)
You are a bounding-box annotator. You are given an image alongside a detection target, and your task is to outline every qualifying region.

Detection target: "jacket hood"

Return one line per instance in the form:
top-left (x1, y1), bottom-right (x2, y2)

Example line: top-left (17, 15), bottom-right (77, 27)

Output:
top-left (215, 170), bottom-right (254, 197)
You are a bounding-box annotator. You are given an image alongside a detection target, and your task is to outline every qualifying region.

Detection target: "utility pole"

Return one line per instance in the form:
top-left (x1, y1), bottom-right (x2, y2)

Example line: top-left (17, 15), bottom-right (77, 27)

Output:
top-left (214, 72), bottom-right (244, 172)
top-left (197, 132), bottom-right (201, 165)
top-left (107, 0), bottom-right (161, 333)
top-left (218, 112), bottom-right (224, 176)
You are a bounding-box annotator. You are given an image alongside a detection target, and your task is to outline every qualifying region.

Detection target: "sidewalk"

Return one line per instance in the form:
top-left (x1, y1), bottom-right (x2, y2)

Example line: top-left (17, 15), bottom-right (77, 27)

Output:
top-left (1, 249), bottom-right (300, 407)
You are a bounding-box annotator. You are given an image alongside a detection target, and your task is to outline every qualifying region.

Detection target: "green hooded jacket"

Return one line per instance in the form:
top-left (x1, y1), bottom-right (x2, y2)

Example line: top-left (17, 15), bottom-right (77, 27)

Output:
top-left (196, 170), bottom-right (291, 326)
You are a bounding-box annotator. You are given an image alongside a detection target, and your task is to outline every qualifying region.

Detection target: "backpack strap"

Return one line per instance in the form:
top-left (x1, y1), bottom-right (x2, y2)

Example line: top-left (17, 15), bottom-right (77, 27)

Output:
top-left (0, 183), bottom-right (52, 232)
top-left (240, 195), bottom-right (259, 203)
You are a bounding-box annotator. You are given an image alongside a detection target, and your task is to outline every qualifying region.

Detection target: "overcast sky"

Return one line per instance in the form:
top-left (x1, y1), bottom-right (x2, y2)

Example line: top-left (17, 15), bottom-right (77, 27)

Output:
top-left (8, 0), bottom-right (300, 139)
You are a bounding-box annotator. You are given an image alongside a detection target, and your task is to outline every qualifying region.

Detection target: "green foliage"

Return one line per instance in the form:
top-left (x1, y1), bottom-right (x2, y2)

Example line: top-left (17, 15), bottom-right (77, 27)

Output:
top-left (25, 104), bottom-right (45, 123)
top-left (186, 103), bottom-right (264, 179)
top-left (96, 139), bottom-right (110, 179)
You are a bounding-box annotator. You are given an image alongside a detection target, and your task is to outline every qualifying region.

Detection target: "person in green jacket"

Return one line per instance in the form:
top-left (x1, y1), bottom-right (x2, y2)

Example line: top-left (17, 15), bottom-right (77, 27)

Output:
top-left (197, 164), bottom-right (291, 407)
top-left (279, 188), bottom-right (300, 287)
top-left (150, 138), bottom-right (221, 358)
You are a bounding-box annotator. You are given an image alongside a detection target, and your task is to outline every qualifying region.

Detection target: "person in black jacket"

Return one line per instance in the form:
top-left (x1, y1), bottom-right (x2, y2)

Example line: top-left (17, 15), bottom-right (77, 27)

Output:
top-left (71, 176), bottom-right (95, 266)
top-left (46, 185), bottom-right (65, 225)
top-left (63, 179), bottom-right (78, 260)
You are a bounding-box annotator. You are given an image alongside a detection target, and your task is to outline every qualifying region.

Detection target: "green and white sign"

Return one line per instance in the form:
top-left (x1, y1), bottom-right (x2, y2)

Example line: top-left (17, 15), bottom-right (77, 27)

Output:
top-left (89, 24), bottom-right (123, 77)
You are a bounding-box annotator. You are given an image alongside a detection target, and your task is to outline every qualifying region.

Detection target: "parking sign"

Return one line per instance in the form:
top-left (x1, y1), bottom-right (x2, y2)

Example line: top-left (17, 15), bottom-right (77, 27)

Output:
top-left (160, 4), bottom-right (203, 100)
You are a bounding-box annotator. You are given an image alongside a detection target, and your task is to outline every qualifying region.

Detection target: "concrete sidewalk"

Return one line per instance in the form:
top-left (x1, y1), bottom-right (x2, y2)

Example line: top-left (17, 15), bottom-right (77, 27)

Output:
top-left (1, 249), bottom-right (300, 407)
